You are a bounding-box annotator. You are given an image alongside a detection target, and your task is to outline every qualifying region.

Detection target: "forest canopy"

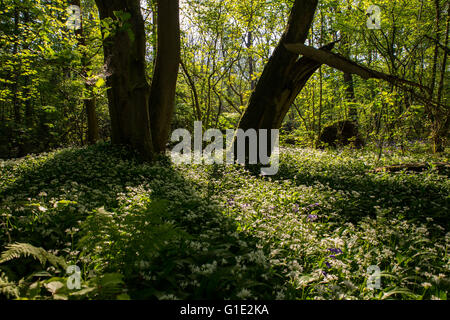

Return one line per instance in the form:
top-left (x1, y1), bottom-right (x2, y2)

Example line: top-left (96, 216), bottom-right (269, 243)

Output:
top-left (0, 0), bottom-right (448, 157)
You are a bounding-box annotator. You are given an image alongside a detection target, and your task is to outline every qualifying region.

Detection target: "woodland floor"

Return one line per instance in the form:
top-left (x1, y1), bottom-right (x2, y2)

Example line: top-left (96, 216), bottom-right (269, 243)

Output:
top-left (0, 143), bottom-right (449, 300)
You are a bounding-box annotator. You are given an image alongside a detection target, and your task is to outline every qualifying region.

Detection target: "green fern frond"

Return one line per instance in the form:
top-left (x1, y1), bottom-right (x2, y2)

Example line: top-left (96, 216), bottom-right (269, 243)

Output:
top-left (0, 272), bottom-right (19, 299)
top-left (0, 243), bottom-right (67, 269)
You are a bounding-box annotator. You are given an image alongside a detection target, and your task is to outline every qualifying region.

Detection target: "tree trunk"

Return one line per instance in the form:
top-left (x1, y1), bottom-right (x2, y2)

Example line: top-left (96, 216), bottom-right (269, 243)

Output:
top-left (151, 0), bottom-right (158, 69)
top-left (247, 31), bottom-right (256, 91)
top-left (12, 5), bottom-right (20, 124)
top-left (85, 97), bottom-right (99, 144)
top-left (23, 10), bottom-right (33, 128)
top-left (181, 59), bottom-right (201, 121)
top-left (428, 0), bottom-right (449, 153)
top-left (343, 72), bottom-right (357, 121)
top-left (433, 5), bottom-right (449, 153)
top-left (237, 0), bottom-right (321, 132)
top-left (72, 0), bottom-right (99, 145)
top-left (339, 14), bottom-right (357, 122)
top-left (149, 0), bottom-right (181, 153)
top-left (318, 65), bottom-right (323, 142)
top-left (95, 0), bottom-right (154, 159)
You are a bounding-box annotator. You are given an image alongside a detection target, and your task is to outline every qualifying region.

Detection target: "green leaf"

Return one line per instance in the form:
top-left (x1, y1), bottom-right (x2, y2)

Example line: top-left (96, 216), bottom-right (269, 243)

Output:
top-left (95, 78), bottom-right (105, 88)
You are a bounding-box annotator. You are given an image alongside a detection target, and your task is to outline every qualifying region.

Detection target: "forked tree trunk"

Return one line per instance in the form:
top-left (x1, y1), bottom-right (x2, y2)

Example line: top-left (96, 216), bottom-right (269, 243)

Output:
top-left (95, 0), bottom-right (180, 158)
top-left (237, 0), bottom-right (430, 161)
top-left (234, 0), bottom-right (333, 162)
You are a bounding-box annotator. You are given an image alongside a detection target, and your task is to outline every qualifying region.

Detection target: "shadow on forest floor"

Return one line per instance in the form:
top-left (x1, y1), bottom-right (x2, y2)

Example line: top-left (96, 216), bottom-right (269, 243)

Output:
top-left (0, 144), bottom-right (289, 299)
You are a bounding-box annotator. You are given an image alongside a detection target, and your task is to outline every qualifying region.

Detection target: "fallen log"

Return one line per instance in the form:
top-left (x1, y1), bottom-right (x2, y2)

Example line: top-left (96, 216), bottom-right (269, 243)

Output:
top-left (373, 162), bottom-right (450, 173)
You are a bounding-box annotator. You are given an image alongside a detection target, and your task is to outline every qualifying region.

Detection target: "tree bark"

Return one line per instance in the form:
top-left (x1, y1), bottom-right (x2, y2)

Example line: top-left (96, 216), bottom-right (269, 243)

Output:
top-left (181, 59), bottom-right (201, 121)
top-left (23, 9), bottom-right (33, 128)
top-left (72, 0), bottom-right (99, 145)
top-left (12, 4), bottom-right (20, 124)
top-left (247, 31), bottom-right (256, 91)
top-left (149, 0), bottom-right (181, 153)
top-left (95, 0), bottom-right (153, 159)
top-left (237, 0), bottom-right (320, 132)
top-left (433, 5), bottom-right (449, 153)
top-left (343, 72), bottom-right (357, 120)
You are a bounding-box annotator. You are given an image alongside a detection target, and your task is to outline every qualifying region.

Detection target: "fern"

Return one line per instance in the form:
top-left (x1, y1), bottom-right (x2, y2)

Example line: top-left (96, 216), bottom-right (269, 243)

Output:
top-left (0, 272), bottom-right (19, 299)
top-left (0, 243), bottom-right (67, 269)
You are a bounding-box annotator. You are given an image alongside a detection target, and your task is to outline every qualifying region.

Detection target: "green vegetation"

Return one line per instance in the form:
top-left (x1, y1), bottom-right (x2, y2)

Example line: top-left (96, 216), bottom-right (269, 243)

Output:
top-left (1, 143), bottom-right (448, 300)
top-left (0, 0), bottom-right (448, 301)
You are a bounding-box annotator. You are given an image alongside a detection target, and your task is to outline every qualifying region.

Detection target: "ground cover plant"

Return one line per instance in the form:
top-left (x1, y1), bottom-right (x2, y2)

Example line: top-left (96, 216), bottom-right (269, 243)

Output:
top-left (1, 0), bottom-right (449, 303)
top-left (1, 143), bottom-right (448, 300)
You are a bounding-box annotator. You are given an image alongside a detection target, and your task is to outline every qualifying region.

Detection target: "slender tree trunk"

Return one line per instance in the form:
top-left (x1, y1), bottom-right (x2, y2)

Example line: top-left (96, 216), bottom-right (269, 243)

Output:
top-left (318, 65), bottom-right (323, 143)
top-left (434, 6), bottom-right (449, 153)
top-left (72, 0), bottom-right (99, 145)
top-left (311, 79), bottom-right (315, 140)
top-left (181, 59), bottom-right (201, 120)
top-left (85, 97), bottom-right (99, 143)
top-left (151, 0), bottom-right (158, 71)
top-left (12, 4), bottom-right (20, 124)
top-left (430, 0), bottom-right (441, 98)
top-left (317, 8), bottom-right (324, 143)
top-left (341, 32), bottom-right (357, 122)
top-left (429, 0), bottom-right (443, 153)
top-left (23, 10), bottom-right (33, 128)
top-left (247, 31), bottom-right (256, 91)
top-left (343, 72), bottom-right (357, 121)
top-left (149, 0), bottom-right (181, 153)
top-left (437, 12), bottom-right (449, 107)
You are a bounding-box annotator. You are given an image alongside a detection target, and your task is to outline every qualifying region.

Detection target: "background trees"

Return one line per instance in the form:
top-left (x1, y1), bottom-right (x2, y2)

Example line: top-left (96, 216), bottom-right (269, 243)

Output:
top-left (0, 0), bottom-right (448, 159)
top-left (0, 0), bottom-right (449, 302)
top-left (0, 0), bottom-right (108, 158)
top-left (174, 0), bottom-right (448, 155)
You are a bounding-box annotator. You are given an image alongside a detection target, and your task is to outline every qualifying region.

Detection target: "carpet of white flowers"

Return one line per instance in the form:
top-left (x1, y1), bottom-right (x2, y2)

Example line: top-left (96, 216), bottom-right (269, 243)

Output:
top-left (0, 143), bottom-right (448, 300)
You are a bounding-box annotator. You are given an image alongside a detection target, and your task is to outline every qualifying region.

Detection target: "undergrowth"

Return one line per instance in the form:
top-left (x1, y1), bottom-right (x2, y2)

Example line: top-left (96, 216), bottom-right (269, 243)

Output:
top-left (0, 143), bottom-right (448, 300)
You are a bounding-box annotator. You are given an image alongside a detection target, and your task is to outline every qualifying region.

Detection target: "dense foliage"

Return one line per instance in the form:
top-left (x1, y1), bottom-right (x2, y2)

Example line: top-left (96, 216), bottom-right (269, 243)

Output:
top-left (1, 0), bottom-right (448, 157)
top-left (0, 0), bottom-right (448, 301)
top-left (0, 143), bottom-right (448, 299)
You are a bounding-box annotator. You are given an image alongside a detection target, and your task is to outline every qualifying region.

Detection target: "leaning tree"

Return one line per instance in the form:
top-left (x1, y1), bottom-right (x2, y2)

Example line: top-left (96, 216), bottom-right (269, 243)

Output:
top-left (236, 0), bottom-right (437, 157)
